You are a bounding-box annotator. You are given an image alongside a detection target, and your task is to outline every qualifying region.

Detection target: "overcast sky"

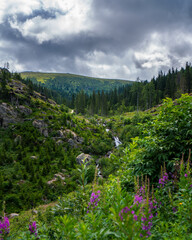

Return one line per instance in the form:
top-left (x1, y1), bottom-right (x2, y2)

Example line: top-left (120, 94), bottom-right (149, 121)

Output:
top-left (0, 0), bottom-right (192, 80)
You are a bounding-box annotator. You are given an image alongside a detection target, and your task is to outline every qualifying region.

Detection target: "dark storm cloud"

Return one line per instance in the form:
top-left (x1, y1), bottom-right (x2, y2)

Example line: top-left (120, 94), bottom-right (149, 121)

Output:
top-left (1, 0), bottom-right (192, 79)
top-left (91, 0), bottom-right (190, 49)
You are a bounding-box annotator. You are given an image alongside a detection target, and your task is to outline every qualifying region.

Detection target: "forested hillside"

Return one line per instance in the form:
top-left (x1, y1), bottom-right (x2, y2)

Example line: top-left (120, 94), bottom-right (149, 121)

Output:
top-left (0, 68), bottom-right (115, 214)
top-left (21, 72), bottom-right (131, 100)
top-left (74, 62), bottom-right (192, 115)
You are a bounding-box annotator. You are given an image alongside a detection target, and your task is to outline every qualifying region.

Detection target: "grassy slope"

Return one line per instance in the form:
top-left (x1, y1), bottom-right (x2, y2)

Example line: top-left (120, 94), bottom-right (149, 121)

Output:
top-left (21, 72), bottom-right (132, 95)
top-left (21, 72), bottom-right (132, 84)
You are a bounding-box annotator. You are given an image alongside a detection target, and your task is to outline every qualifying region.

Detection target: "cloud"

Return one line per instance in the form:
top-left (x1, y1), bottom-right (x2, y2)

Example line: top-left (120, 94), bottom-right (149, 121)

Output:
top-left (1, 0), bottom-right (192, 80)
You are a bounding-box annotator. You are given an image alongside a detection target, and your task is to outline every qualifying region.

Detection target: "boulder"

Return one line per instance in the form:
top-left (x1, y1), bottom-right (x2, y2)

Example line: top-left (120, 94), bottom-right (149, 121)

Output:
top-left (57, 130), bottom-right (64, 138)
top-left (0, 103), bottom-right (19, 126)
top-left (14, 135), bottom-right (22, 144)
top-left (76, 153), bottom-right (93, 165)
top-left (32, 120), bottom-right (48, 137)
top-left (9, 213), bottom-right (19, 218)
top-left (68, 138), bottom-right (77, 148)
top-left (47, 172), bottom-right (66, 185)
top-left (18, 105), bottom-right (32, 115)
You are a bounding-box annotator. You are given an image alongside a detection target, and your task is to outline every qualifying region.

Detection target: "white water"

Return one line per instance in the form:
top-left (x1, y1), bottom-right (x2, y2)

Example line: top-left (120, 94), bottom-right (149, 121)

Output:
top-left (96, 164), bottom-right (102, 177)
top-left (114, 136), bottom-right (122, 147)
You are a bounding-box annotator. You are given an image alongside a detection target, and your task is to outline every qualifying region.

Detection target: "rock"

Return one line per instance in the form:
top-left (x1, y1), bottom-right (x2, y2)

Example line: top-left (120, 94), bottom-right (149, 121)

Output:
top-left (32, 210), bottom-right (38, 215)
top-left (106, 151), bottom-right (112, 158)
top-left (57, 130), bottom-right (64, 138)
top-left (68, 138), bottom-right (77, 148)
top-left (76, 136), bottom-right (84, 144)
top-left (42, 128), bottom-right (49, 137)
top-left (0, 102), bottom-right (19, 126)
top-left (56, 140), bottom-right (63, 145)
top-left (63, 129), bottom-right (77, 138)
top-left (76, 153), bottom-right (93, 165)
top-left (9, 213), bottom-right (19, 218)
top-left (32, 120), bottom-right (48, 137)
top-left (14, 135), bottom-right (22, 144)
top-left (17, 105), bottom-right (32, 115)
top-left (54, 173), bottom-right (65, 181)
top-left (48, 99), bottom-right (56, 105)
top-left (17, 180), bottom-right (26, 185)
top-left (47, 173), bottom-right (66, 185)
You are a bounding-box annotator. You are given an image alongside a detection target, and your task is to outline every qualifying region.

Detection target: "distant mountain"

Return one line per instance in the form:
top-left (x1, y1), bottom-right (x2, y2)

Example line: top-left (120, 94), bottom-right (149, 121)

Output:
top-left (20, 72), bottom-right (132, 96)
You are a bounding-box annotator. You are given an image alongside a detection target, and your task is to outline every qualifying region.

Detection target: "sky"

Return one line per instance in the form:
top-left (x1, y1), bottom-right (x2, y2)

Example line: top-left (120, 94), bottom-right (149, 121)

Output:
top-left (0, 0), bottom-right (192, 81)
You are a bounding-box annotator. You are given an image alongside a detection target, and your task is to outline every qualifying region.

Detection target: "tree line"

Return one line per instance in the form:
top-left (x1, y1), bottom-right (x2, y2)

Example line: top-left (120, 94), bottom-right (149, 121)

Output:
top-left (74, 62), bottom-right (192, 115)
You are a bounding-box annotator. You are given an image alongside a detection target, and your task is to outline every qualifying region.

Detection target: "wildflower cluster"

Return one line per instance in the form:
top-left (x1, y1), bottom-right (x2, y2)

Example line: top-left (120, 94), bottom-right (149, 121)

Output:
top-left (29, 221), bottom-right (37, 237)
top-left (158, 172), bottom-right (168, 187)
top-left (87, 190), bottom-right (100, 213)
top-left (0, 216), bottom-right (10, 238)
top-left (119, 185), bottom-right (157, 238)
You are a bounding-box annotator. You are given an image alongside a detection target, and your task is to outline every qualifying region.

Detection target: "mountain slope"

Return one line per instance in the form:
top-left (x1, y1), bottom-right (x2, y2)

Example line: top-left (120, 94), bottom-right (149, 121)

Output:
top-left (21, 72), bottom-right (132, 96)
top-left (0, 69), bottom-right (115, 213)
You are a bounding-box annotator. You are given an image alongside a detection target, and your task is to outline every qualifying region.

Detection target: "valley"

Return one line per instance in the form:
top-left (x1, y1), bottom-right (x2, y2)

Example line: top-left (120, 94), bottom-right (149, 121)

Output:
top-left (0, 67), bottom-right (192, 239)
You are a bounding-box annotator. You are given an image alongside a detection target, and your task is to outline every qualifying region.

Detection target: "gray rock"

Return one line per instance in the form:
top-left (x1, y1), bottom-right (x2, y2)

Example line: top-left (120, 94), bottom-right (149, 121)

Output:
top-left (68, 138), bottom-right (77, 148)
top-left (56, 140), bottom-right (63, 145)
top-left (57, 130), bottom-right (64, 138)
top-left (47, 173), bottom-right (66, 185)
top-left (33, 120), bottom-right (48, 137)
top-left (0, 103), bottom-right (20, 126)
top-left (9, 213), bottom-right (19, 218)
top-left (14, 135), bottom-right (22, 144)
top-left (76, 153), bottom-right (93, 165)
top-left (32, 210), bottom-right (38, 215)
top-left (18, 105), bottom-right (32, 115)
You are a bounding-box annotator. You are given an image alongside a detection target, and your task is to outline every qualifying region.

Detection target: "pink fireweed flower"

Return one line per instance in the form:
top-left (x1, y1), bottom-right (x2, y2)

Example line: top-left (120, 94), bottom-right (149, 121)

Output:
top-left (87, 190), bottom-right (101, 213)
top-left (184, 173), bottom-right (188, 177)
top-left (158, 172), bottom-right (168, 187)
top-left (0, 216), bottom-right (10, 237)
top-left (29, 221), bottom-right (37, 236)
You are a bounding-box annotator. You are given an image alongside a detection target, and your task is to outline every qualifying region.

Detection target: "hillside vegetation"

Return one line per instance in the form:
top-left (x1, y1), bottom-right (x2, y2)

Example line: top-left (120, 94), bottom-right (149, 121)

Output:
top-left (1, 67), bottom-right (192, 239)
top-left (21, 71), bottom-right (131, 96)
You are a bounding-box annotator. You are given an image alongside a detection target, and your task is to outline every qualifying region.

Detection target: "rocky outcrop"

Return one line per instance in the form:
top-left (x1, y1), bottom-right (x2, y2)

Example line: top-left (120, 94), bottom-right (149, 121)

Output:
top-left (17, 105), bottom-right (32, 115)
top-left (56, 129), bottom-right (83, 148)
top-left (32, 120), bottom-right (48, 137)
top-left (47, 173), bottom-right (66, 185)
top-left (0, 103), bottom-right (20, 126)
top-left (76, 153), bottom-right (93, 165)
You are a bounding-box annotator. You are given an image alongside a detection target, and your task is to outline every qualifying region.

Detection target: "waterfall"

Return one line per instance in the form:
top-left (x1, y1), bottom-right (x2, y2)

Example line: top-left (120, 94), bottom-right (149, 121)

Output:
top-left (114, 136), bottom-right (122, 147)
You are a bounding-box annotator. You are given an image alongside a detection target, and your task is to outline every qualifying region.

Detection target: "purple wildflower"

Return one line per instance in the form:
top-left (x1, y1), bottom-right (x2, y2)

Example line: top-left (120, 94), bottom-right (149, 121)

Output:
top-left (0, 216), bottom-right (10, 237)
top-left (158, 172), bottom-right (168, 187)
top-left (29, 221), bottom-right (37, 236)
top-left (87, 190), bottom-right (101, 213)
top-left (149, 214), bottom-right (153, 219)
top-left (184, 173), bottom-right (188, 178)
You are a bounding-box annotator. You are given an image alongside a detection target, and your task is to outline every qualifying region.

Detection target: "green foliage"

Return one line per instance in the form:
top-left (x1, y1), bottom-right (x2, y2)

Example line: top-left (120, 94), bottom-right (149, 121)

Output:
top-left (120, 94), bottom-right (192, 182)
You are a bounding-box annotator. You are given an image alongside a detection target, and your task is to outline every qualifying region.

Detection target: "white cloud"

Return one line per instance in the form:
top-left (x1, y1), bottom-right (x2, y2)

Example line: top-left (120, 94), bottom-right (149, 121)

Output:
top-left (8, 0), bottom-right (92, 43)
top-left (0, 0), bottom-right (40, 23)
